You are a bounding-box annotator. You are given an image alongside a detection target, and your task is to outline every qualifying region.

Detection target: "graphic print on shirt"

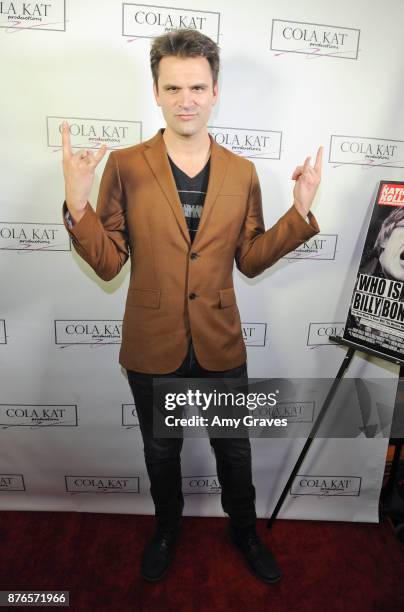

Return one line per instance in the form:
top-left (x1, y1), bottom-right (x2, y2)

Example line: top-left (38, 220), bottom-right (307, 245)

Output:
top-left (168, 156), bottom-right (210, 244)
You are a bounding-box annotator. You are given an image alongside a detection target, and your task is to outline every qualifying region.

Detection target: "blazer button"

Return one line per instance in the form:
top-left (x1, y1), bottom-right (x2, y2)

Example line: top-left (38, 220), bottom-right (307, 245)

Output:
top-left (189, 292), bottom-right (197, 300)
top-left (190, 252), bottom-right (198, 260)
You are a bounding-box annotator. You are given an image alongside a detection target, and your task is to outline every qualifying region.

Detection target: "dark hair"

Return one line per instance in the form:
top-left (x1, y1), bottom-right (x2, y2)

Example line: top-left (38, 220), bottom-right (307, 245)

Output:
top-left (150, 29), bottom-right (220, 88)
top-left (375, 208), bottom-right (404, 255)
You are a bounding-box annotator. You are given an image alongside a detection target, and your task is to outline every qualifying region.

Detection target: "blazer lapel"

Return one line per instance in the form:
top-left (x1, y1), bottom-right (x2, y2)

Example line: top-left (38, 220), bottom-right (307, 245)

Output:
top-left (143, 129), bottom-right (229, 248)
top-left (192, 135), bottom-right (228, 249)
top-left (144, 129), bottom-right (191, 245)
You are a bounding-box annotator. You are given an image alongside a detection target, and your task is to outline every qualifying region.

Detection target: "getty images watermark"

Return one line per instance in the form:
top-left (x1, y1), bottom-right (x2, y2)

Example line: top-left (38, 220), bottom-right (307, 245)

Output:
top-left (163, 387), bottom-right (286, 429)
top-left (150, 378), bottom-right (403, 439)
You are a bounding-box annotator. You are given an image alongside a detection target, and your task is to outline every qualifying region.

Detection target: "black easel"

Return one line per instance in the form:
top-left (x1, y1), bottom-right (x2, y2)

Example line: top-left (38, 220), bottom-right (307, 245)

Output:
top-left (267, 336), bottom-right (404, 529)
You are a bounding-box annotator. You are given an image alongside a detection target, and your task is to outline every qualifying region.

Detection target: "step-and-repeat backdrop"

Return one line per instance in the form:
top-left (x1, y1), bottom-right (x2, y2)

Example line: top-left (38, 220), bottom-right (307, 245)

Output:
top-left (1, 0), bottom-right (403, 522)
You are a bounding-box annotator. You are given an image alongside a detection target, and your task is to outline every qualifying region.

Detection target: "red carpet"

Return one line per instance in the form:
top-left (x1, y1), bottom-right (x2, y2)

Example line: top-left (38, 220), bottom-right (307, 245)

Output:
top-left (0, 511), bottom-right (403, 611)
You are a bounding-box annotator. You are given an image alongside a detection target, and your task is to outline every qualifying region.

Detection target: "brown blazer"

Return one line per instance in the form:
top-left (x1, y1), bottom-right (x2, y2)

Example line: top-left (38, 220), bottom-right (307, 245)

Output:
top-left (63, 129), bottom-right (319, 373)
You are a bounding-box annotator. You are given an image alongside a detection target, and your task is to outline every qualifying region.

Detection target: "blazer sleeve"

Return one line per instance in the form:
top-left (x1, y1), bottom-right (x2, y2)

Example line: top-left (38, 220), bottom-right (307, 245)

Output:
top-left (62, 152), bottom-right (129, 281)
top-left (235, 162), bottom-right (320, 278)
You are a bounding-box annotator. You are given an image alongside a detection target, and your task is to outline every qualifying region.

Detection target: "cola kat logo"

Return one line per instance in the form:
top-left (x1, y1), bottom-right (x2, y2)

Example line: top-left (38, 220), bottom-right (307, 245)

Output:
top-left (0, 404), bottom-right (78, 427)
top-left (208, 127), bottom-right (282, 160)
top-left (242, 323), bottom-right (267, 347)
top-left (255, 401), bottom-right (315, 422)
top-left (0, 474), bottom-right (25, 491)
top-left (307, 322), bottom-right (345, 346)
top-left (122, 404), bottom-right (139, 427)
top-left (0, 320), bottom-right (6, 344)
top-left (65, 476), bottom-right (140, 493)
top-left (330, 136), bottom-right (404, 168)
top-left (271, 19), bottom-right (360, 60)
top-left (47, 117), bottom-right (142, 150)
top-left (55, 320), bottom-right (123, 346)
top-left (122, 3), bottom-right (220, 42)
top-left (0, 222), bottom-right (70, 252)
top-left (291, 475), bottom-right (361, 496)
top-left (182, 475), bottom-right (221, 495)
top-left (286, 234), bottom-right (338, 260)
top-left (0, 0), bottom-right (66, 31)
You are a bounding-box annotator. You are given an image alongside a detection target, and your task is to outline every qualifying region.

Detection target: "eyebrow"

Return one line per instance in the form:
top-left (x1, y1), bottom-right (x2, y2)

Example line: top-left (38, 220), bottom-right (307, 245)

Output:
top-left (162, 83), bottom-right (208, 89)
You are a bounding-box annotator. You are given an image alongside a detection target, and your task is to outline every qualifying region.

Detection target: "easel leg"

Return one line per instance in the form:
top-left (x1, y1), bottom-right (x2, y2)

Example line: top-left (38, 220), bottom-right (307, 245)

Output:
top-left (267, 347), bottom-right (356, 529)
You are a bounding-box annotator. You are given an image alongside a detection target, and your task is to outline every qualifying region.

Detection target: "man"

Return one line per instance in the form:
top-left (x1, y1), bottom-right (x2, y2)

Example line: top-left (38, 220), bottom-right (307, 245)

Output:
top-left (61, 29), bottom-right (322, 584)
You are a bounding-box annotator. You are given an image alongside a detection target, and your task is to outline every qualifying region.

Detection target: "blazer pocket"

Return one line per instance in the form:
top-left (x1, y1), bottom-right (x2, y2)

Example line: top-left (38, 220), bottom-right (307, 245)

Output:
top-left (219, 287), bottom-right (236, 308)
top-left (127, 288), bottom-right (160, 309)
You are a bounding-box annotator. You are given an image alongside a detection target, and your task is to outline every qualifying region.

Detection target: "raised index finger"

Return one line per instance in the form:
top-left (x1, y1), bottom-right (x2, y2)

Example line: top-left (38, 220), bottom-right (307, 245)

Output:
top-left (314, 146), bottom-right (323, 174)
top-left (61, 121), bottom-right (72, 160)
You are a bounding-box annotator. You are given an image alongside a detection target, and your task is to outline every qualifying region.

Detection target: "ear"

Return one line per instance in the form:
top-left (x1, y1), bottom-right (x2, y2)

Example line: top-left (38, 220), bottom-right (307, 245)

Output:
top-left (153, 82), bottom-right (160, 106)
top-left (212, 82), bottom-right (219, 106)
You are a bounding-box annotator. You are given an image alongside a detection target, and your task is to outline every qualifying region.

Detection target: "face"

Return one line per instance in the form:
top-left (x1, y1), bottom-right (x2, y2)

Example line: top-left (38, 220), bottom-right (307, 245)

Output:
top-left (153, 55), bottom-right (218, 139)
top-left (379, 223), bottom-right (404, 281)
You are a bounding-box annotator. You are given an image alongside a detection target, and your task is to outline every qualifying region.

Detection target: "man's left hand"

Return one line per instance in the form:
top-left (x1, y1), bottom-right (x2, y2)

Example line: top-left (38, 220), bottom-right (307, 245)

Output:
top-left (292, 146), bottom-right (323, 219)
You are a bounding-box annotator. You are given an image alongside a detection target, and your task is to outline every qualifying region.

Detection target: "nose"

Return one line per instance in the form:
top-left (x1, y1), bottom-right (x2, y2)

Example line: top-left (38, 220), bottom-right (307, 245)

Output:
top-left (178, 88), bottom-right (194, 109)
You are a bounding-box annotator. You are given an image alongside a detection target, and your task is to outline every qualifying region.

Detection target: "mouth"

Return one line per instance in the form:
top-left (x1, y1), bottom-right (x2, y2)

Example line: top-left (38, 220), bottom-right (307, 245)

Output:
top-left (176, 114), bottom-right (197, 120)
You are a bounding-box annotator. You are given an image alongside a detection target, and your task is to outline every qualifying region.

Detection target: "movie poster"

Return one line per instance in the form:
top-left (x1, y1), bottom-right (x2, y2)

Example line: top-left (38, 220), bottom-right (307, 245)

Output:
top-left (343, 180), bottom-right (404, 364)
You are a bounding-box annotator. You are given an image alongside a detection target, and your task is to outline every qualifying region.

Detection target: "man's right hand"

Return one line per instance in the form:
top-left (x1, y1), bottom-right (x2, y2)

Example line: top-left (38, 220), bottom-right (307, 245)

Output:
top-left (62, 121), bottom-right (107, 224)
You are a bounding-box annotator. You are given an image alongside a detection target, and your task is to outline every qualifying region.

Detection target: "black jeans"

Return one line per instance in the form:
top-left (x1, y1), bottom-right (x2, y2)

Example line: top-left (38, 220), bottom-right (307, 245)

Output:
top-left (127, 340), bottom-right (256, 530)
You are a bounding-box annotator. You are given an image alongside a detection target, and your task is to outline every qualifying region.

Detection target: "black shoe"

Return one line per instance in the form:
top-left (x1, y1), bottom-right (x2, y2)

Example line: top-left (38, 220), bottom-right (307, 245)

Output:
top-left (228, 525), bottom-right (282, 584)
top-left (141, 523), bottom-right (181, 582)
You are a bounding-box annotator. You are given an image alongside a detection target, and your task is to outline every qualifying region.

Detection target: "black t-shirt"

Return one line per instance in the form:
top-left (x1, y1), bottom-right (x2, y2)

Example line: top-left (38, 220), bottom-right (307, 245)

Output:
top-left (168, 155), bottom-right (210, 244)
